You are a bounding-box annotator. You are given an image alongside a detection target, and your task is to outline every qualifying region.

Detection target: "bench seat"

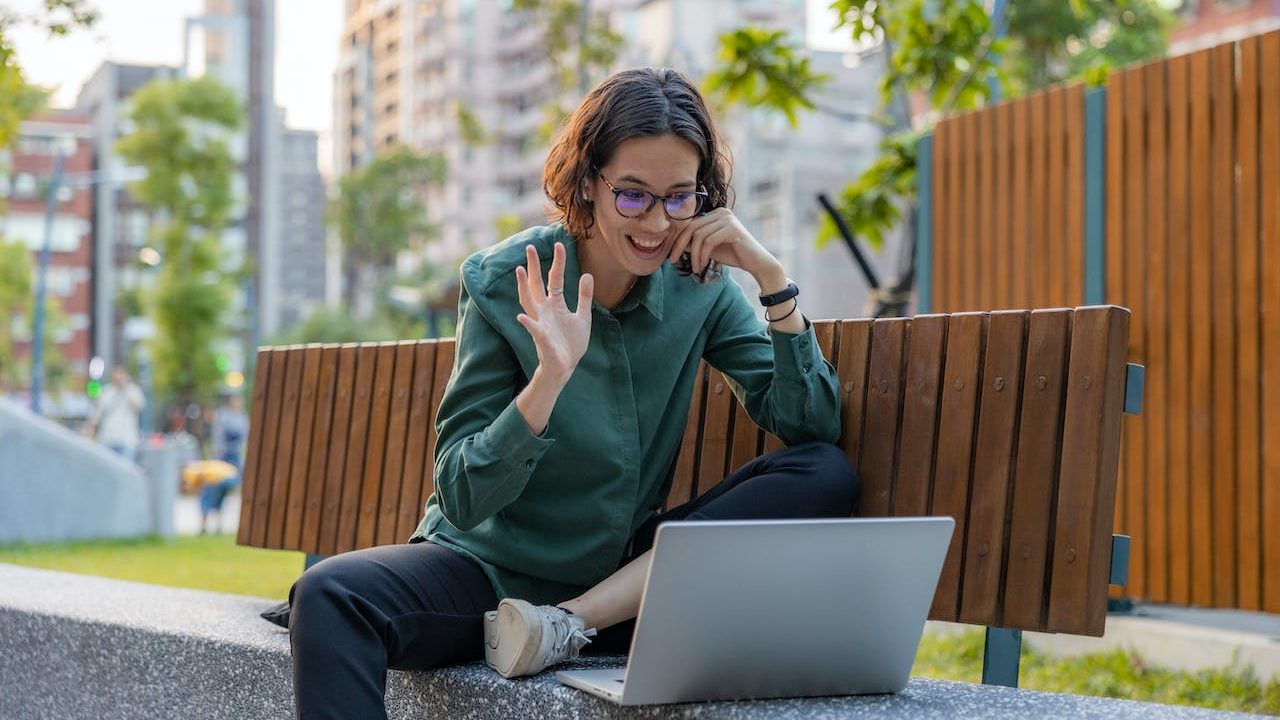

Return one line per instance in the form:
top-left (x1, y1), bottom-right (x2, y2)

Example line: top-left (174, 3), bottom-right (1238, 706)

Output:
top-left (0, 563), bottom-right (1234, 720)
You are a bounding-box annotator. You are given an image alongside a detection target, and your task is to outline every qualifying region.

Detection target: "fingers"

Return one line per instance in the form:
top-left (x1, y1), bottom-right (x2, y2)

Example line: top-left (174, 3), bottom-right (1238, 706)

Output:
top-left (576, 272), bottom-right (595, 319)
top-left (525, 244), bottom-right (547, 299)
top-left (693, 216), bottom-right (733, 273)
top-left (515, 265), bottom-right (536, 318)
top-left (547, 242), bottom-right (566, 299)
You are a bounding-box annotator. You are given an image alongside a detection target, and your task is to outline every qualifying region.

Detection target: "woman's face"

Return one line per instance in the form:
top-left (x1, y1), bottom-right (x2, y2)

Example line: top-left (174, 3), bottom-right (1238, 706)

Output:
top-left (586, 133), bottom-right (701, 280)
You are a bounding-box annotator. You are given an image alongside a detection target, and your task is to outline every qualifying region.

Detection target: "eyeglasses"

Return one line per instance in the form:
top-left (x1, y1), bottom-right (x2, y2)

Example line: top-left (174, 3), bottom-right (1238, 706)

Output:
top-left (598, 173), bottom-right (708, 221)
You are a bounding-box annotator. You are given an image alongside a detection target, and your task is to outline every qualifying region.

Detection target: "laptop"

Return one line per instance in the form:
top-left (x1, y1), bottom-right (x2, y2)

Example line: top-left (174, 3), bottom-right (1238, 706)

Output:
top-left (555, 516), bottom-right (955, 705)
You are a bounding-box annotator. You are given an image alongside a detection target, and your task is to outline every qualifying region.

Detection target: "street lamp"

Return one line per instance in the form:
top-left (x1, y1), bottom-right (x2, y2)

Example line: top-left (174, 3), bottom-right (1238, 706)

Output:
top-left (28, 151), bottom-right (147, 415)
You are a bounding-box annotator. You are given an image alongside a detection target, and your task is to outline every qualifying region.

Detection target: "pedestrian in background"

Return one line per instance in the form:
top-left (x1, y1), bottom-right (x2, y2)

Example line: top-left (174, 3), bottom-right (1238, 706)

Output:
top-left (84, 366), bottom-right (145, 462)
top-left (200, 394), bottom-right (248, 534)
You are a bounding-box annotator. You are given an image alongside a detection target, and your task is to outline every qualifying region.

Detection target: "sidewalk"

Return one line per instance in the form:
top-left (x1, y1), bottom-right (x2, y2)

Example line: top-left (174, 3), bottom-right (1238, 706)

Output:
top-left (173, 493), bottom-right (241, 536)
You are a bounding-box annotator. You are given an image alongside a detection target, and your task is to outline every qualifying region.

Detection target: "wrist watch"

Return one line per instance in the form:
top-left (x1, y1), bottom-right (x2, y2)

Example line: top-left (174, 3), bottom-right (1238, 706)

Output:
top-left (758, 280), bottom-right (799, 307)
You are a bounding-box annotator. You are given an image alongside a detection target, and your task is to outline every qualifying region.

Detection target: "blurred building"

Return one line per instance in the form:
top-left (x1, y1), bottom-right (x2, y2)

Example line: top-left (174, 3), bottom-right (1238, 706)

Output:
top-left (278, 129), bottom-right (329, 329)
top-left (332, 0), bottom-right (888, 319)
top-left (1, 112), bottom-right (96, 398)
top-left (74, 62), bottom-right (180, 370)
top-left (1168, 0), bottom-right (1280, 54)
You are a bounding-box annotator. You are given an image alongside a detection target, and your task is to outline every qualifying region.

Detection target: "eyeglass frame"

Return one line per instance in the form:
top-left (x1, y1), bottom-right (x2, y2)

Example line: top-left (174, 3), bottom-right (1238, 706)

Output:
top-left (595, 171), bottom-right (710, 221)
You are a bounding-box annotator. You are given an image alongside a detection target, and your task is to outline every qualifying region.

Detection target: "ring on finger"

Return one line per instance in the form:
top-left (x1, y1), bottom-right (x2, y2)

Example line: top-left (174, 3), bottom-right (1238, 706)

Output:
top-left (548, 287), bottom-right (565, 296)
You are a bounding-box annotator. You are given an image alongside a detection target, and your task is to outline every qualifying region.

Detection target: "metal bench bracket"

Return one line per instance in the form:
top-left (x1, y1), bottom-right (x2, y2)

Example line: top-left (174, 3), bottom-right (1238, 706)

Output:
top-left (1124, 363), bottom-right (1144, 414)
top-left (981, 627), bottom-right (1022, 688)
top-left (1109, 534), bottom-right (1130, 586)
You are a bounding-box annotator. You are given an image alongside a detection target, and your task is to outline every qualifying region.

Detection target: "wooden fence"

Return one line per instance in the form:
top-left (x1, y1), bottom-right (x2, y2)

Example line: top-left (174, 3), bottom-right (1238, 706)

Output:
top-left (920, 30), bottom-right (1280, 613)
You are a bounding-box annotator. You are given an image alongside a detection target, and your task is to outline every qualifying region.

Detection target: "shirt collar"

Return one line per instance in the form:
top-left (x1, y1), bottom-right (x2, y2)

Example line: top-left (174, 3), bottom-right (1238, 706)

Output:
top-left (561, 227), bottom-right (665, 321)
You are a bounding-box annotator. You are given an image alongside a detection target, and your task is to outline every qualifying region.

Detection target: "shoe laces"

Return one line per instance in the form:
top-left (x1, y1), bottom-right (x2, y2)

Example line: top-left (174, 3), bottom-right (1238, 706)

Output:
top-left (545, 606), bottom-right (597, 661)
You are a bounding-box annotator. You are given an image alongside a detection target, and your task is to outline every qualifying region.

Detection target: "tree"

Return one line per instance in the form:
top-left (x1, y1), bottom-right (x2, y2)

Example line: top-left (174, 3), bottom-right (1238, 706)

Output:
top-left (0, 236), bottom-right (68, 392)
top-left (328, 146), bottom-right (446, 310)
top-left (0, 0), bottom-right (98, 147)
top-left (114, 75), bottom-right (243, 407)
top-left (706, 0), bottom-right (1174, 307)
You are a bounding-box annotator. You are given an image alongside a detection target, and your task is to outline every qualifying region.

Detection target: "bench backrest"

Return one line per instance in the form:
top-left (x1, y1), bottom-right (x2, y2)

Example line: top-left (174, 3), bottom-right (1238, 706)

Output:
top-left (238, 305), bottom-right (1131, 637)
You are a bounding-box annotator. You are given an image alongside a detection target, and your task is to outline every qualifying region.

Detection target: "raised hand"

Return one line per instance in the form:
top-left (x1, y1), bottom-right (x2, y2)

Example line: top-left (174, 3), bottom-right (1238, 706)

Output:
top-left (515, 242), bottom-right (595, 384)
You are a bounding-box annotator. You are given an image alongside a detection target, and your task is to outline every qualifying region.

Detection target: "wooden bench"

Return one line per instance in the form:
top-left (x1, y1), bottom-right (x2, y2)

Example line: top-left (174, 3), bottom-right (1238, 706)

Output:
top-left (237, 304), bottom-right (1141, 687)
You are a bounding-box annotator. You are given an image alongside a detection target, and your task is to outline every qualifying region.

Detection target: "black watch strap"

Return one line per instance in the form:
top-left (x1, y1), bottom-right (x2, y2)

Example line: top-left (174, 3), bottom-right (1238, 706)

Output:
top-left (758, 280), bottom-right (799, 307)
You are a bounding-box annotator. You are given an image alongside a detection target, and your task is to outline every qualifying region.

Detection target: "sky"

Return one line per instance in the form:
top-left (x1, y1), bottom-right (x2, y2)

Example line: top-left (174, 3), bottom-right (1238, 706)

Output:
top-left (6, 0), bottom-right (849, 174)
top-left (7, 0), bottom-right (344, 172)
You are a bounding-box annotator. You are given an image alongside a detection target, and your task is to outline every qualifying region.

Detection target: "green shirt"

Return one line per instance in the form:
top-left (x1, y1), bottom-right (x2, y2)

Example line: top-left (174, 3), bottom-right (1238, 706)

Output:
top-left (410, 224), bottom-right (842, 605)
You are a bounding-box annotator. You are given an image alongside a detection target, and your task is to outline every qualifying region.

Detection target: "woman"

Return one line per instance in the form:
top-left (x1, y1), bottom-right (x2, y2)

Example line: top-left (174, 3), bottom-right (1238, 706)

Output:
top-left (288, 67), bottom-right (859, 719)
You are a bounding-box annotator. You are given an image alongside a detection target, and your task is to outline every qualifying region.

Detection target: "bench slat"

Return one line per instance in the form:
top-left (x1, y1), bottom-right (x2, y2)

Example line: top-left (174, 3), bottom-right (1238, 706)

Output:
top-left (282, 346), bottom-right (323, 549)
top-left (893, 314), bottom-right (947, 517)
top-left (335, 345), bottom-right (378, 553)
top-left (299, 346), bottom-right (341, 552)
top-left (696, 370), bottom-right (734, 497)
top-left (1048, 306), bottom-right (1130, 635)
top-left (929, 313), bottom-right (986, 622)
top-left (835, 320), bottom-right (873, 479)
top-left (1002, 309), bottom-right (1071, 629)
top-left (395, 342), bottom-right (438, 541)
top-left (960, 310), bottom-right (1028, 626)
top-left (861, 318), bottom-right (908, 516)
top-left (376, 342), bottom-right (417, 547)
top-left (727, 395), bottom-right (761, 475)
top-left (666, 364), bottom-right (706, 511)
top-left (238, 347), bottom-right (274, 547)
top-left (356, 344), bottom-right (398, 550)
top-left (317, 345), bottom-right (358, 556)
top-left (418, 342), bottom-right (454, 522)
top-left (259, 348), bottom-right (299, 543)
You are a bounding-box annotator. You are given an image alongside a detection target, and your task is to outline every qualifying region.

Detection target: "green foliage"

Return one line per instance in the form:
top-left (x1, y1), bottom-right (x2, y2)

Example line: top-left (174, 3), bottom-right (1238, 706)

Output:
top-left (0, 235), bottom-right (67, 391)
top-left (704, 27), bottom-right (830, 128)
top-left (267, 306), bottom-right (406, 345)
top-left (0, 0), bottom-right (96, 147)
top-left (114, 75), bottom-right (243, 406)
top-left (494, 212), bottom-right (525, 241)
top-left (712, 0), bottom-right (1174, 257)
top-left (328, 146), bottom-right (446, 305)
top-left (455, 102), bottom-right (492, 146)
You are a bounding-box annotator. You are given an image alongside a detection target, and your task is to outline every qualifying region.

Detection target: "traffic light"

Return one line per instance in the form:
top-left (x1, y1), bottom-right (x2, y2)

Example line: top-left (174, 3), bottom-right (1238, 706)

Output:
top-left (87, 356), bottom-right (104, 398)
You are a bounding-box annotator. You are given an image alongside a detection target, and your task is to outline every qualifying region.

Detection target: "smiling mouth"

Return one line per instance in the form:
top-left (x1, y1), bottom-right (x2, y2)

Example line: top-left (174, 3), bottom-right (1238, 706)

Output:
top-left (626, 235), bottom-right (665, 253)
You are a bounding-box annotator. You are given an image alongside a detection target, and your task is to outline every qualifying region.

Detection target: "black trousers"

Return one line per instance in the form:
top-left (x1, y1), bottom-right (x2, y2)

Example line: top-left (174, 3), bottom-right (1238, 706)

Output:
top-left (289, 441), bottom-right (859, 719)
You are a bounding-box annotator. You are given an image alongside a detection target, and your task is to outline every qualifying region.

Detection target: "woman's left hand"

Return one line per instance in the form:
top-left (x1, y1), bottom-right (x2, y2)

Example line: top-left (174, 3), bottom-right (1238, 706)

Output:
top-left (666, 208), bottom-right (781, 282)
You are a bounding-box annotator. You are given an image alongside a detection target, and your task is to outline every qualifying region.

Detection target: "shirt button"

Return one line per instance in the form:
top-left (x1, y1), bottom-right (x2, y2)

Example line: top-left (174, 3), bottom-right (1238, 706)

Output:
top-left (802, 363), bottom-right (813, 373)
top-left (524, 459), bottom-right (535, 470)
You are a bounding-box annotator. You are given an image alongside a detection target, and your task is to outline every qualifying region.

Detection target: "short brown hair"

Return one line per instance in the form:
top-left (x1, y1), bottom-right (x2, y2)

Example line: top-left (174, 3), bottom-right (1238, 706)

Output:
top-left (543, 67), bottom-right (732, 241)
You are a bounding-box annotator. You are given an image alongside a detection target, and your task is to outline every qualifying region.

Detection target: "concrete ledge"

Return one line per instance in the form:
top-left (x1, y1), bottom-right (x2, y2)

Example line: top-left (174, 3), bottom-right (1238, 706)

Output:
top-left (0, 564), bottom-right (1251, 720)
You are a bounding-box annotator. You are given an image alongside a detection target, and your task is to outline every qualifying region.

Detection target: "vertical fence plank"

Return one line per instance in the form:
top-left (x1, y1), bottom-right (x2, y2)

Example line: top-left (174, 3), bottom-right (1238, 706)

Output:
top-left (1002, 310), bottom-right (1072, 629)
top-left (282, 346), bottom-right (323, 551)
top-left (979, 106), bottom-right (997, 309)
top-left (1143, 60), bottom-right (1170, 603)
top-left (928, 313), bottom-right (986, 621)
top-left (948, 118), bottom-right (963, 311)
top-left (964, 112), bottom-right (980, 311)
top-left (892, 316), bottom-right (947, 517)
top-left (1104, 70), bottom-right (1128, 564)
top-left (299, 345), bottom-right (340, 553)
top-left (317, 345), bottom-right (358, 557)
top-left (1123, 64), bottom-right (1149, 600)
top-left (860, 319), bottom-right (908, 516)
top-left (1066, 86), bottom-right (1086, 307)
top-left (1047, 88), bottom-right (1068, 307)
top-left (1210, 43), bottom-right (1239, 608)
top-left (1012, 94), bottom-right (1031, 312)
top-left (960, 311), bottom-right (1028, 627)
top-left (1165, 54), bottom-right (1193, 605)
top-left (376, 342), bottom-right (417, 547)
top-left (1259, 30), bottom-right (1280, 614)
top-left (1030, 93), bottom-right (1050, 309)
top-left (1189, 48), bottom-right (1214, 608)
top-left (996, 103), bottom-right (1014, 310)
top-left (396, 342), bottom-right (438, 541)
top-left (1235, 35), bottom-right (1263, 612)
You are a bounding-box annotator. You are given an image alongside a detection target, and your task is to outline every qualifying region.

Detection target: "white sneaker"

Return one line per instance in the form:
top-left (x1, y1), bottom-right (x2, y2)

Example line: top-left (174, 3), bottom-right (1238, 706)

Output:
top-left (483, 598), bottom-right (597, 678)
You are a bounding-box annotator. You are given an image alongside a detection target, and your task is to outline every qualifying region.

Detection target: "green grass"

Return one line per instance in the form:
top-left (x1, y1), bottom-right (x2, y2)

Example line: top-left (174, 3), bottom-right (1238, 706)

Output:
top-left (2, 537), bottom-right (1278, 714)
top-left (914, 630), bottom-right (1280, 715)
top-left (0, 534), bottom-right (301, 600)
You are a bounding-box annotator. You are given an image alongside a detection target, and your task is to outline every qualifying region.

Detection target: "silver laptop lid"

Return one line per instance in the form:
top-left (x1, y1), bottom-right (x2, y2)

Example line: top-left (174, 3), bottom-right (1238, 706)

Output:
top-left (618, 517), bottom-right (955, 705)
